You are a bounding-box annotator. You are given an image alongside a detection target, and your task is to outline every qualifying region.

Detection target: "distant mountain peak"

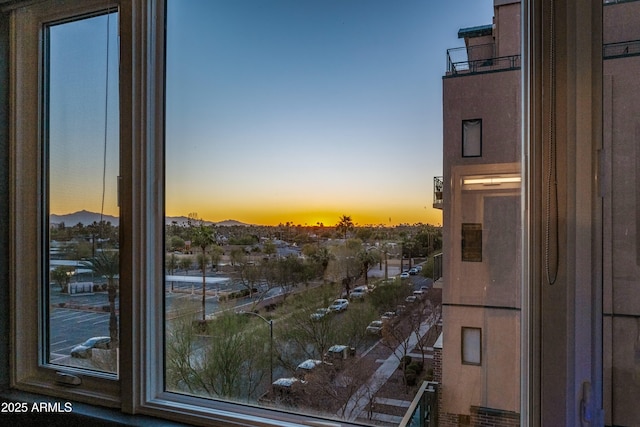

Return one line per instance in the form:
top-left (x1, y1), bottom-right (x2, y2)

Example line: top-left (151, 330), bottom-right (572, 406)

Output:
top-left (216, 219), bottom-right (250, 227)
top-left (50, 210), bottom-right (119, 226)
top-left (50, 211), bottom-right (252, 227)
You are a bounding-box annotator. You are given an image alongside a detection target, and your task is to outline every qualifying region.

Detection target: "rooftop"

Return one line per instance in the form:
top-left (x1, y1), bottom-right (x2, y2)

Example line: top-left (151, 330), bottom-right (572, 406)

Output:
top-left (458, 24), bottom-right (493, 39)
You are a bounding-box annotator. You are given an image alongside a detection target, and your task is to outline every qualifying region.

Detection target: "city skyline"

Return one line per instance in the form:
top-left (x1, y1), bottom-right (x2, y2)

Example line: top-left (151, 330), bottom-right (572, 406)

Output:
top-left (49, 1), bottom-right (494, 227)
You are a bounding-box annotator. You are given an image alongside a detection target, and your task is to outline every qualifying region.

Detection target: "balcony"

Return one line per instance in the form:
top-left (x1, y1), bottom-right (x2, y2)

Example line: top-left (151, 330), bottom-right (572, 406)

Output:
top-left (433, 176), bottom-right (443, 210)
top-left (603, 39), bottom-right (640, 59)
top-left (446, 43), bottom-right (521, 76)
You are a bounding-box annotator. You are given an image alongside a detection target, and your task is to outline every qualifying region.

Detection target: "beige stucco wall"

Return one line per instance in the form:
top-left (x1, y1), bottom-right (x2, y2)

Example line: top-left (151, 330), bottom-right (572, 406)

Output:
top-left (494, 1), bottom-right (520, 57)
top-left (440, 0), bottom-right (522, 416)
top-left (441, 305), bottom-right (520, 414)
top-left (603, 1), bottom-right (640, 44)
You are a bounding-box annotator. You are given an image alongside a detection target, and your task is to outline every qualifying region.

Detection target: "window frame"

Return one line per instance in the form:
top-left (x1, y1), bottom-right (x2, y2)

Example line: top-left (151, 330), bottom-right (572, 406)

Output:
top-left (119, 1), bottom-right (365, 425)
top-left (10, 0), bottom-right (122, 406)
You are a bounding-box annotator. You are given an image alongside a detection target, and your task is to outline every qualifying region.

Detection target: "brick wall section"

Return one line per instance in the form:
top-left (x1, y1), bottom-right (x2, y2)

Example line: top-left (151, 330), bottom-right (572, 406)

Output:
top-left (433, 340), bottom-right (444, 426)
top-left (469, 406), bottom-right (520, 427)
top-left (438, 409), bottom-right (520, 427)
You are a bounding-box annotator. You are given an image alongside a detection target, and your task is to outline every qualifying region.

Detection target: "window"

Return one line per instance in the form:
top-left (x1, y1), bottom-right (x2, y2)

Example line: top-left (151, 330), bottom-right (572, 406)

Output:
top-left (4, 0), bottom-right (620, 426)
top-left (461, 223), bottom-right (482, 262)
top-left (462, 119), bottom-right (482, 157)
top-left (461, 327), bottom-right (481, 365)
top-left (10, 0), bottom-right (121, 405)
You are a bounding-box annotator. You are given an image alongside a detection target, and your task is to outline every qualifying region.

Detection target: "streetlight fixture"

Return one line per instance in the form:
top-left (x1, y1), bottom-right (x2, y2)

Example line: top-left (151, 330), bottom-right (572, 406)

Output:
top-left (239, 311), bottom-right (273, 385)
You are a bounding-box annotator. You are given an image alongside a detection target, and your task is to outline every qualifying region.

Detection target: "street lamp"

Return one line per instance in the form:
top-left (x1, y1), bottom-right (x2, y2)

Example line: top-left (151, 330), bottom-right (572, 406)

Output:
top-left (239, 311), bottom-right (273, 385)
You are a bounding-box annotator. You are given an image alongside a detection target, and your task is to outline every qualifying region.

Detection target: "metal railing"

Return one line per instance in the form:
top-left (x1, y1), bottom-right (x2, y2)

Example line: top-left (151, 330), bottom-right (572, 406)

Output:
top-left (433, 176), bottom-right (443, 210)
top-left (603, 39), bottom-right (640, 59)
top-left (399, 381), bottom-right (439, 427)
top-left (446, 44), bottom-right (520, 75)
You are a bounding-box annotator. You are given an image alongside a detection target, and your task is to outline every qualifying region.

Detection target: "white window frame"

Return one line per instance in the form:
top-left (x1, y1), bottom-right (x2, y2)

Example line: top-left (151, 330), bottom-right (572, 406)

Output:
top-left (10, 0), bottom-right (122, 407)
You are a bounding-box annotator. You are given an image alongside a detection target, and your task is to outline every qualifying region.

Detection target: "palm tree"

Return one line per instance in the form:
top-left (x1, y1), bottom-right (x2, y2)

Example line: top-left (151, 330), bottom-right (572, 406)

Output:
top-left (51, 265), bottom-right (73, 293)
top-left (166, 253), bottom-right (178, 292)
top-left (82, 251), bottom-right (119, 345)
top-left (336, 214), bottom-right (354, 240)
top-left (357, 248), bottom-right (378, 287)
top-left (191, 224), bottom-right (216, 321)
top-left (310, 246), bottom-right (333, 283)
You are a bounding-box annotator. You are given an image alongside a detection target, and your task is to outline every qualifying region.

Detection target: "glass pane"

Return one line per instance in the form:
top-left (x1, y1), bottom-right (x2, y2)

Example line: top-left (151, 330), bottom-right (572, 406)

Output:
top-left (603, 1), bottom-right (640, 424)
top-left (461, 328), bottom-right (481, 365)
top-left (462, 119), bottom-right (482, 157)
top-left (164, 1), bottom-right (520, 424)
top-left (46, 11), bottom-right (119, 374)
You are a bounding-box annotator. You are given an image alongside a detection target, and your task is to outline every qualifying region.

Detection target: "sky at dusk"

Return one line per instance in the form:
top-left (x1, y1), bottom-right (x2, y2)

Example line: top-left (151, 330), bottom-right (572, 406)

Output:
top-left (49, 1), bottom-right (494, 228)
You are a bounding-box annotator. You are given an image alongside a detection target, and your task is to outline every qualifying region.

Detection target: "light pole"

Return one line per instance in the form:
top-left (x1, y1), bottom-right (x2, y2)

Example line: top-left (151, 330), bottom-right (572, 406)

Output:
top-left (239, 311), bottom-right (273, 385)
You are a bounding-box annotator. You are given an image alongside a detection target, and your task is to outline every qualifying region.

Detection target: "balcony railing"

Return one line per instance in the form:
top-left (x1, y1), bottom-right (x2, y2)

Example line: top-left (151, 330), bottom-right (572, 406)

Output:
top-left (446, 44), bottom-right (520, 76)
top-left (433, 176), bottom-right (443, 210)
top-left (603, 39), bottom-right (640, 59)
top-left (399, 381), bottom-right (439, 427)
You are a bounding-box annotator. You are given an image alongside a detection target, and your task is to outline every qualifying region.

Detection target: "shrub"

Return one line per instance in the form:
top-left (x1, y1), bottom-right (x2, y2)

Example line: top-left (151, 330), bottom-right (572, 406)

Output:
top-left (404, 370), bottom-right (417, 386)
top-left (426, 368), bottom-right (434, 381)
top-left (407, 362), bottom-right (423, 374)
top-left (400, 355), bottom-right (412, 370)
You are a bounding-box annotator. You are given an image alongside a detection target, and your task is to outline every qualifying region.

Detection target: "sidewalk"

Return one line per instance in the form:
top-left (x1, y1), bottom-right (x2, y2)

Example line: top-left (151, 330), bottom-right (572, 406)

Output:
top-left (339, 311), bottom-right (439, 422)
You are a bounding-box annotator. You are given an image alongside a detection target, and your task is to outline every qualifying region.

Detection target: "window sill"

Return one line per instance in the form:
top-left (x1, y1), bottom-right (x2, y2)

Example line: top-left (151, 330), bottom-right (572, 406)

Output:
top-left (0, 389), bottom-right (189, 426)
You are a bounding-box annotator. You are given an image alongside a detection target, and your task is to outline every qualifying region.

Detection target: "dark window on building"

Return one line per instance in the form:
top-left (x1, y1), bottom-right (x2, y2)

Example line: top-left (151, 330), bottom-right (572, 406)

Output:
top-left (462, 223), bottom-right (482, 262)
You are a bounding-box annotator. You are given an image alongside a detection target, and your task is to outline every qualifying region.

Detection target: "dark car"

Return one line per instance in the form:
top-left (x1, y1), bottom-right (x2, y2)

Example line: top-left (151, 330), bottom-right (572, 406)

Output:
top-left (70, 336), bottom-right (111, 358)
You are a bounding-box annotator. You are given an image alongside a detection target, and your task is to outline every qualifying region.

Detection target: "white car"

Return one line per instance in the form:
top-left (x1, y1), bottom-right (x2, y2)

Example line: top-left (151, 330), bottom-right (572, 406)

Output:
top-left (366, 320), bottom-right (384, 335)
top-left (310, 307), bottom-right (330, 320)
top-left (349, 288), bottom-right (367, 300)
top-left (400, 272), bottom-right (410, 279)
top-left (328, 298), bottom-right (349, 312)
top-left (70, 336), bottom-right (111, 358)
top-left (381, 311), bottom-right (396, 322)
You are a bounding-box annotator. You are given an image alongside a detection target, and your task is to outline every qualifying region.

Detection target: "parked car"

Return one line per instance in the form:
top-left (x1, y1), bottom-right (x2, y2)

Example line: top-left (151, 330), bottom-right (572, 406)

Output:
top-left (416, 265), bottom-right (423, 272)
top-left (295, 359), bottom-right (323, 376)
top-left (366, 320), bottom-right (384, 335)
top-left (310, 307), bottom-right (330, 320)
top-left (413, 289), bottom-right (426, 298)
top-left (328, 298), bottom-right (349, 312)
top-left (70, 336), bottom-right (111, 358)
top-left (325, 344), bottom-right (354, 360)
top-left (400, 272), bottom-right (410, 279)
top-left (420, 285), bottom-right (429, 292)
top-left (405, 295), bottom-right (417, 303)
top-left (381, 311), bottom-right (396, 322)
top-left (408, 268), bottom-right (418, 275)
top-left (349, 287), bottom-right (367, 300)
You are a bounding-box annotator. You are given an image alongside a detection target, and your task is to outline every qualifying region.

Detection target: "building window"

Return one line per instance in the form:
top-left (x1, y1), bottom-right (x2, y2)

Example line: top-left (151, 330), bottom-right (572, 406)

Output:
top-left (461, 327), bottom-right (482, 365)
top-left (461, 223), bottom-right (482, 262)
top-left (462, 119), bottom-right (482, 157)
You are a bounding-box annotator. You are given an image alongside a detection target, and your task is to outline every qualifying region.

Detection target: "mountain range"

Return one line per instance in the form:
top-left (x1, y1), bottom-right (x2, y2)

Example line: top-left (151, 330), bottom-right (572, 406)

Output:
top-left (49, 210), bottom-right (250, 227)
